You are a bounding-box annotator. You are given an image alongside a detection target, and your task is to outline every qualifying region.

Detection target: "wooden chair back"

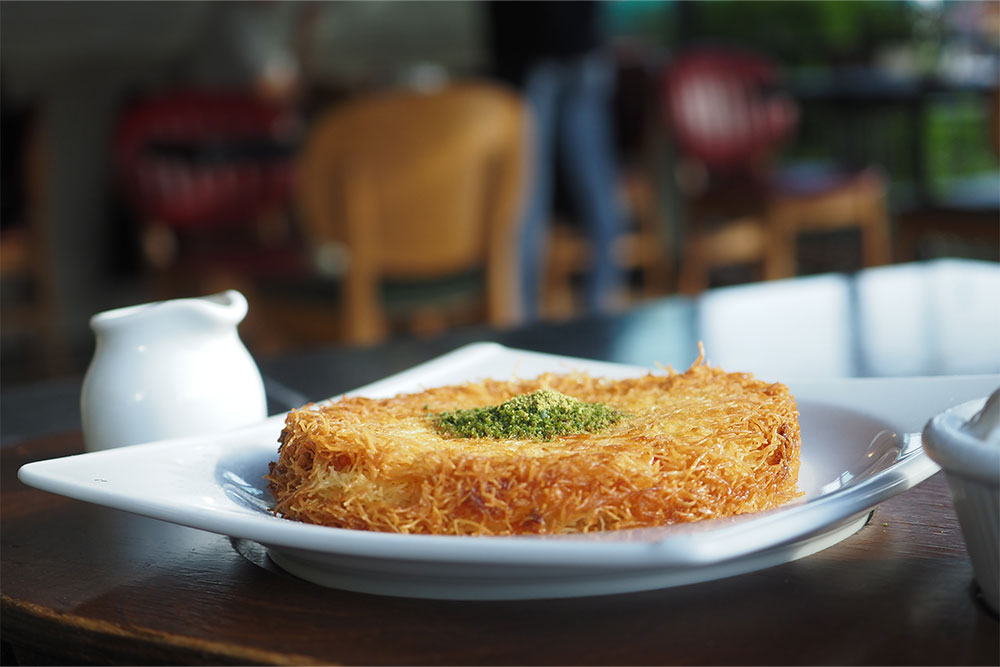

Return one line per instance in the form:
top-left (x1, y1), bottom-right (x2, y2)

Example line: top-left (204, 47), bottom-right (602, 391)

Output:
top-left (296, 82), bottom-right (526, 343)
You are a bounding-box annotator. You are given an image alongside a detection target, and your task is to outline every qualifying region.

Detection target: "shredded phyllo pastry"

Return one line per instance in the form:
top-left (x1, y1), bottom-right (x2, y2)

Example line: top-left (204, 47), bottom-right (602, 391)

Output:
top-left (266, 349), bottom-right (802, 535)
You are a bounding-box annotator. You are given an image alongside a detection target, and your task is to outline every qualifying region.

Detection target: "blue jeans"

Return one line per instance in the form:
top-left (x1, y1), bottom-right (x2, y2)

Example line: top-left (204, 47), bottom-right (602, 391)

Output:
top-left (519, 53), bottom-right (626, 320)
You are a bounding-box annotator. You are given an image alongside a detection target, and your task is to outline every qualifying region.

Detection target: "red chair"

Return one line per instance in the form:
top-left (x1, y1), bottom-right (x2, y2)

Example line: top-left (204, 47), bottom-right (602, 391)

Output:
top-left (664, 48), bottom-right (890, 292)
top-left (666, 49), bottom-right (798, 174)
top-left (112, 90), bottom-right (303, 296)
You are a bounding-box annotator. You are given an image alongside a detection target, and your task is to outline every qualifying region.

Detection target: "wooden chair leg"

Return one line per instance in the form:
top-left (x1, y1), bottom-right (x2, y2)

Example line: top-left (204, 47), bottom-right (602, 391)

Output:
top-left (764, 203), bottom-right (797, 281)
top-left (342, 271), bottom-right (386, 345)
top-left (621, 173), bottom-right (673, 297)
top-left (338, 170), bottom-right (387, 345)
top-left (860, 190), bottom-right (892, 268)
top-left (677, 238), bottom-right (707, 295)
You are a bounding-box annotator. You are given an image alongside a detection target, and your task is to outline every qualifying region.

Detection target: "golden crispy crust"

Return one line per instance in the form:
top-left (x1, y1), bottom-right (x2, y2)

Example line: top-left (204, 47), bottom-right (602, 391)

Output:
top-left (266, 356), bottom-right (801, 535)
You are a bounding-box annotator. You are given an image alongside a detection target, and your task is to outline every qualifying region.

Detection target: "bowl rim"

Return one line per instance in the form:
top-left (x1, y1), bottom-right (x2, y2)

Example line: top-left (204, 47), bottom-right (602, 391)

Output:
top-left (922, 397), bottom-right (1000, 486)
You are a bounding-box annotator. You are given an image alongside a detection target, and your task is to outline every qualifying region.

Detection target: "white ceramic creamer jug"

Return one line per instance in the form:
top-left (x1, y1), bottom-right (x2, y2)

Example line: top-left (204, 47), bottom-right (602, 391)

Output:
top-left (81, 290), bottom-right (267, 452)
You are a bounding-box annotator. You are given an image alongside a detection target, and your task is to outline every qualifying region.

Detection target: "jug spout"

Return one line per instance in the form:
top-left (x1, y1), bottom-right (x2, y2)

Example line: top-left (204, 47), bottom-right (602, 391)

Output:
top-left (90, 290), bottom-right (249, 339)
top-left (185, 289), bottom-right (250, 328)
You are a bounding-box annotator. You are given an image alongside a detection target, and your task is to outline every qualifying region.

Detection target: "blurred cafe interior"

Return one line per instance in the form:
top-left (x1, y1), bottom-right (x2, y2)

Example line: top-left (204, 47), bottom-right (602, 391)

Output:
top-left (2, 0), bottom-right (999, 388)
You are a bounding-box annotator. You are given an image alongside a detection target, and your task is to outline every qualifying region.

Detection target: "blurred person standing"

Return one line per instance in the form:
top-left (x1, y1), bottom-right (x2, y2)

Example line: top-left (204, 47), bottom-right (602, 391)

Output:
top-left (487, 0), bottom-right (627, 321)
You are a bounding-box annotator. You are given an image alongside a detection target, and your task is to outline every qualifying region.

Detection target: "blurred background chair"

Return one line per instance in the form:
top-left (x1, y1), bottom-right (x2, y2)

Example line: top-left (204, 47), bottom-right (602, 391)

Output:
top-left (764, 164), bottom-right (891, 280)
top-left (664, 48), bottom-right (892, 293)
top-left (292, 82), bottom-right (525, 345)
top-left (112, 90), bottom-right (304, 350)
top-left (113, 90), bottom-right (303, 298)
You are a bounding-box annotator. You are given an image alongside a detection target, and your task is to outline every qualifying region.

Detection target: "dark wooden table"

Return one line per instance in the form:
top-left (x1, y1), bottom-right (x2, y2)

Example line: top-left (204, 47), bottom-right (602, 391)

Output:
top-left (3, 260), bottom-right (999, 665)
top-left (3, 433), bottom-right (996, 666)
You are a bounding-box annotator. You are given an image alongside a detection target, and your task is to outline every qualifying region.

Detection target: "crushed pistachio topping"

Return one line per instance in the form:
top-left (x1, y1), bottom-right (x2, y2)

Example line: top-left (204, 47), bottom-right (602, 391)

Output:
top-left (432, 389), bottom-right (627, 440)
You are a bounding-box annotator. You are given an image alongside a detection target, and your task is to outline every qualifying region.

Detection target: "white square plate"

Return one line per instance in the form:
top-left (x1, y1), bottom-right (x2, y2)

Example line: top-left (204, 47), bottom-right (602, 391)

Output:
top-left (18, 343), bottom-right (999, 599)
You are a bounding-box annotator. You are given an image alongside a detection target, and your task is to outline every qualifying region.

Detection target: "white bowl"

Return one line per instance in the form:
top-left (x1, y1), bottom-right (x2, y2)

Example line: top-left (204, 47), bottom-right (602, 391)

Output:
top-left (922, 389), bottom-right (1000, 613)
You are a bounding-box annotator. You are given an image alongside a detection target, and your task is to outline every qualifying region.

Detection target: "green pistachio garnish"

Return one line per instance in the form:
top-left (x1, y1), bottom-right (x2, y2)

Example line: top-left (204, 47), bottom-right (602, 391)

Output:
top-left (432, 389), bottom-right (627, 441)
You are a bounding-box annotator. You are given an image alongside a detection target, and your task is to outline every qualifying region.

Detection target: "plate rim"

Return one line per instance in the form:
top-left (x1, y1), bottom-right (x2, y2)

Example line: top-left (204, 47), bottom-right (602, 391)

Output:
top-left (17, 342), bottom-right (996, 572)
